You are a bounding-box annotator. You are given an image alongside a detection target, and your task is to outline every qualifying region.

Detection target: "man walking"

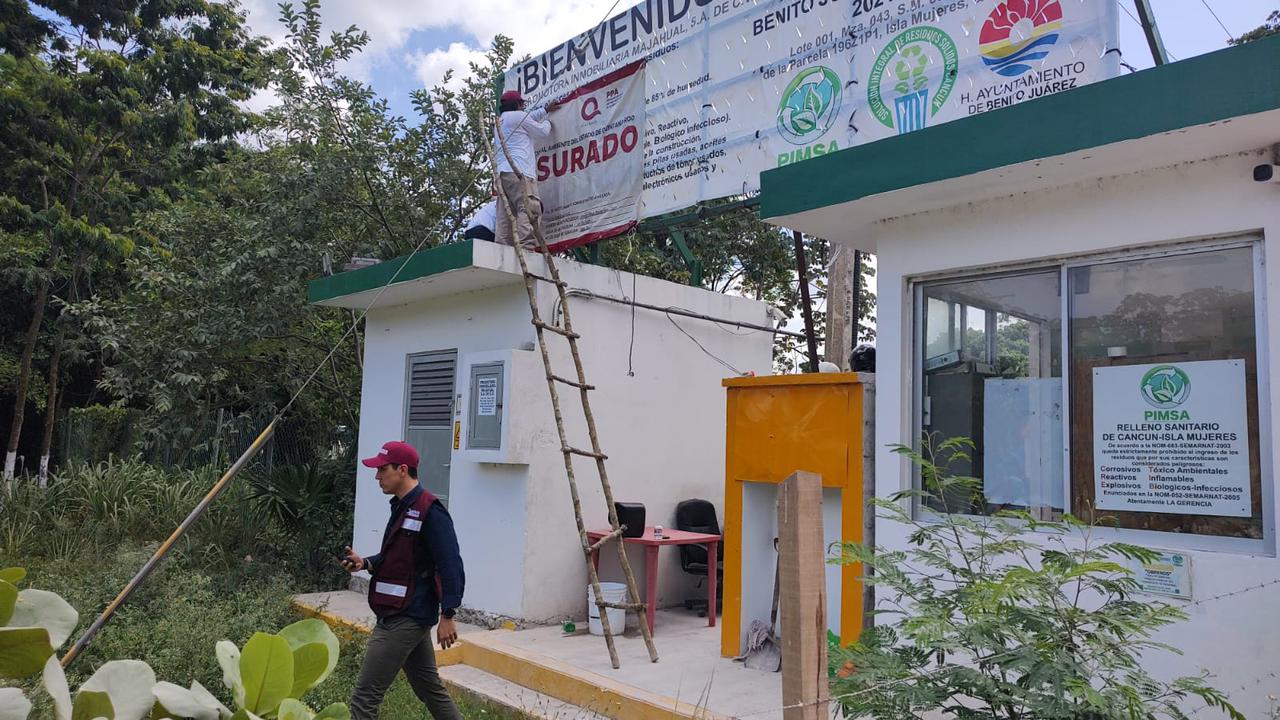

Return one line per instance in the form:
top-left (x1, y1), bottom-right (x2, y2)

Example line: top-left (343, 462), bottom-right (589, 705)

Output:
top-left (342, 440), bottom-right (465, 720)
top-left (493, 89), bottom-right (552, 249)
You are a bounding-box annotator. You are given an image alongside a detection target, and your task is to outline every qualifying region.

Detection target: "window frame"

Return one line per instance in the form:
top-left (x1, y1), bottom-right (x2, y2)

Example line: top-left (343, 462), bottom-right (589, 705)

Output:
top-left (909, 234), bottom-right (1273, 555)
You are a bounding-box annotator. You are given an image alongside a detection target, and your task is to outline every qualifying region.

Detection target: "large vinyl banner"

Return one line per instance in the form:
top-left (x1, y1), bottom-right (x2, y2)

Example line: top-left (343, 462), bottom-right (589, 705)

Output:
top-left (538, 61), bottom-right (646, 251)
top-left (505, 0), bottom-right (1119, 218)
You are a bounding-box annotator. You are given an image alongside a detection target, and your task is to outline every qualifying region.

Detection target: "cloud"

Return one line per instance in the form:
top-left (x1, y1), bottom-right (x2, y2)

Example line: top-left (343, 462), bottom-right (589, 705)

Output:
top-left (406, 43), bottom-right (490, 94)
top-left (236, 0), bottom-right (617, 88)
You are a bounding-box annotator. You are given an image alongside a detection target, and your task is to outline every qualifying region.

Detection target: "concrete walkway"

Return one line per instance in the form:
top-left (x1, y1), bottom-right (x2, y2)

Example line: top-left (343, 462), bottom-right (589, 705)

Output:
top-left (293, 591), bottom-right (843, 719)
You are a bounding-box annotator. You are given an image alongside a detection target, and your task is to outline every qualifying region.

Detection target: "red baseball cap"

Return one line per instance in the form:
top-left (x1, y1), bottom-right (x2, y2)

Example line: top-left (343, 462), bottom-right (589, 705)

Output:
top-left (361, 441), bottom-right (420, 469)
top-left (500, 90), bottom-right (522, 103)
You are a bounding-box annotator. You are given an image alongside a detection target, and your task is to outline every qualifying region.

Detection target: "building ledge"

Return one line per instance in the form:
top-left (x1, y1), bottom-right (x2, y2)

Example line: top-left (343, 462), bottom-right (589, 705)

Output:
top-left (307, 241), bottom-right (527, 309)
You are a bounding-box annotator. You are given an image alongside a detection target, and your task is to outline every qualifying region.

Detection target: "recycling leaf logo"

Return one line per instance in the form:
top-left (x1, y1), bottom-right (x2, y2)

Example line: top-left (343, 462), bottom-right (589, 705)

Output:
top-left (777, 66), bottom-right (842, 145)
top-left (1139, 365), bottom-right (1191, 409)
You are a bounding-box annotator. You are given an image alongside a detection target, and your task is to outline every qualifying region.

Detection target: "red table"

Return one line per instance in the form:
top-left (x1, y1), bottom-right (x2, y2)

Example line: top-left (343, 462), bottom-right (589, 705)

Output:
top-left (586, 526), bottom-right (720, 634)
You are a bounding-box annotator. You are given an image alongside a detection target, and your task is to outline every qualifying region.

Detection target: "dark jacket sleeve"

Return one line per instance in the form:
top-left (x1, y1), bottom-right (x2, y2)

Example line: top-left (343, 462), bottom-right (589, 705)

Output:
top-left (363, 552), bottom-right (381, 572)
top-left (425, 504), bottom-right (465, 611)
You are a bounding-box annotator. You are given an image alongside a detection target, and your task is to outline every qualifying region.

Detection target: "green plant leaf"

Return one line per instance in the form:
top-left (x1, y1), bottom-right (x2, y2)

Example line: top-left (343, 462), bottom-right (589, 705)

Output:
top-left (0, 580), bottom-right (17, 626)
top-left (0, 627), bottom-right (54, 678)
top-left (215, 641), bottom-right (245, 709)
top-left (239, 633), bottom-right (293, 715)
top-left (43, 656), bottom-right (73, 720)
top-left (71, 691), bottom-right (114, 720)
top-left (284, 644), bottom-right (328, 701)
top-left (228, 711), bottom-right (263, 720)
top-left (277, 620), bottom-right (339, 698)
top-left (0, 569), bottom-right (25, 585)
top-left (151, 682), bottom-right (222, 720)
top-left (0, 687), bottom-right (33, 720)
top-left (9, 589), bottom-right (79, 648)
top-left (312, 705), bottom-right (348, 720)
top-left (276, 699), bottom-right (313, 720)
top-left (81, 660), bottom-right (156, 720)
top-left (188, 682), bottom-right (231, 720)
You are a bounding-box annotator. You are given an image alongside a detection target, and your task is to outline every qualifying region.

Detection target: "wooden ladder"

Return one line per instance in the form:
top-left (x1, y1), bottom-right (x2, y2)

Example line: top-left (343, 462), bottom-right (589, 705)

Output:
top-left (490, 120), bottom-right (658, 669)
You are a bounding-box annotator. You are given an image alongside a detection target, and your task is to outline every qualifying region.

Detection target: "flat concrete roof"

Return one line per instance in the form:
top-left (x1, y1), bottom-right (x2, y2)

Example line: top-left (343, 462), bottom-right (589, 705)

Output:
top-left (759, 35), bottom-right (1280, 251)
top-left (308, 241), bottom-right (527, 309)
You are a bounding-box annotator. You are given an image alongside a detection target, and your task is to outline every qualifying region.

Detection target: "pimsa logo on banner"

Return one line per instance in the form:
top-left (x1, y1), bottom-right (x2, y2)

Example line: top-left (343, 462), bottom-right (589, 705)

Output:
top-left (775, 65), bottom-right (845, 167)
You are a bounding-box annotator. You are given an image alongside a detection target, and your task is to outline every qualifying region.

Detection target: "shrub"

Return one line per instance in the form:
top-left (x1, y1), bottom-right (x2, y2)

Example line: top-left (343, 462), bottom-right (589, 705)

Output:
top-left (0, 560), bottom-right (349, 719)
top-left (829, 437), bottom-right (1242, 720)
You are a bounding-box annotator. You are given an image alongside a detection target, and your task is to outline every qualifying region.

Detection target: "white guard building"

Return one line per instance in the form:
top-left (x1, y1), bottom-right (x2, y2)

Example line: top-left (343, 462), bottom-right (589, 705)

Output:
top-left (761, 36), bottom-right (1280, 717)
top-left (309, 240), bottom-right (775, 622)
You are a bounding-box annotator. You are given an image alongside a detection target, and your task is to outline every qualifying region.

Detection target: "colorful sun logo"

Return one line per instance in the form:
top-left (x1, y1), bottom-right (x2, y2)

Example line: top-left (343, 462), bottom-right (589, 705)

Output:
top-left (978, 0), bottom-right (1064, 77)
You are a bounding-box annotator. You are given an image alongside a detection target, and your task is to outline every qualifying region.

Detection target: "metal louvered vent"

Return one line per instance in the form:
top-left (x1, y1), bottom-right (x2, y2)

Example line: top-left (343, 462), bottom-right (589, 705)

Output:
top-left (407, 351), bottom-right (456, 427)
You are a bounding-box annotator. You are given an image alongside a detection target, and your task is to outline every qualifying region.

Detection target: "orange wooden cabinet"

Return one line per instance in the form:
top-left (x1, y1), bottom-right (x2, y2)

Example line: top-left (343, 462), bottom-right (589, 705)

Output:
top-left (720, 373), bottom-right (869, 657)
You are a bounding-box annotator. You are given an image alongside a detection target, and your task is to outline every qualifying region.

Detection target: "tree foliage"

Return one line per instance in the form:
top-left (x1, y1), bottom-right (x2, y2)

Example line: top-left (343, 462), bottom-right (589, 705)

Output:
top-left (0, 0), bottom-right (271, 472)
top-left (1230, 10), bottom-right (1279, 45)
top-left (69, 1), bottom-right (513, 449)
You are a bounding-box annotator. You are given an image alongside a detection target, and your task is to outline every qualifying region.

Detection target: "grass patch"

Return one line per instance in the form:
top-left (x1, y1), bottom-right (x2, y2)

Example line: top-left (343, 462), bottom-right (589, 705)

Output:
top-left (0, 460), bottom-right (524, 719)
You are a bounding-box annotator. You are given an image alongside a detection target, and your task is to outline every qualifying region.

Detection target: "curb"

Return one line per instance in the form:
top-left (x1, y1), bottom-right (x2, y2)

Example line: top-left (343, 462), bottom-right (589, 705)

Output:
top-left (293, 597), bottom-right (728, 720)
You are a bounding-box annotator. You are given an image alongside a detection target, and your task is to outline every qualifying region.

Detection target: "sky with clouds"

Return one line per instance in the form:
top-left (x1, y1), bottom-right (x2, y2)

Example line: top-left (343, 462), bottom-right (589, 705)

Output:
top-left (233, 0), bottom-right (1277, 120)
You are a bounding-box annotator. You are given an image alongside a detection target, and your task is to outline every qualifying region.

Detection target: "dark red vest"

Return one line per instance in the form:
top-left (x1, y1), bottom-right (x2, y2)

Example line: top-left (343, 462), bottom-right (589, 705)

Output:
top-left (369, 489), bottom-right (441, 615)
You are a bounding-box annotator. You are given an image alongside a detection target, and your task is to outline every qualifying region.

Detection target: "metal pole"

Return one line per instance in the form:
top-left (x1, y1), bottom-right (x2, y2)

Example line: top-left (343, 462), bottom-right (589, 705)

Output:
top-left (61, 419), bottom-right (278, 668)
top-left (793, 230), bottom-right (821, 373)
top-left (1133, 0), bottom-right (1169, 66)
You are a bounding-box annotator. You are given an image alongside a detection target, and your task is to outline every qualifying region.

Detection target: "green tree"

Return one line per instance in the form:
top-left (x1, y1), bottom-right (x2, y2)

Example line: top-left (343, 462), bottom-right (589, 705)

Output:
top-left (1230, 10), bottom-right (1279, 45)
top-left (86, 2), bottom-right (513, 449)
top-left (0, 0), bottom-right (270, 478)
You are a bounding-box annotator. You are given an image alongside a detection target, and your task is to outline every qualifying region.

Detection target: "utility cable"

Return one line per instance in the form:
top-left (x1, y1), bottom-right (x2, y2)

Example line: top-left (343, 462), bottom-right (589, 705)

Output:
top-left (1119, 3), bottom-right (1179, 61)
top-left (664, 310), bottom-right (746, 376)
top-left (1197, 0), bottom-right (1233, 41)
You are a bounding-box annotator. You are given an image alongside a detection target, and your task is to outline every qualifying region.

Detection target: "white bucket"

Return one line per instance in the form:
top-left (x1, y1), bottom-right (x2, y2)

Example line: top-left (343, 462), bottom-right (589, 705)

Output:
top-left (587, 582), bottom-right (628, 636)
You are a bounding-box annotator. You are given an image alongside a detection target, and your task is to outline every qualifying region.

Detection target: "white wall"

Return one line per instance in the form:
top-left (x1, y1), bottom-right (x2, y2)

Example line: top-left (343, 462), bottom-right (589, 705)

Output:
top-left (739, 482), bottom-right (843, 652)
top-left (352, 248), bottom-right (775, 623)
top-left (519, 256), bottom-right (776, 621)
top-left (867, 150), bottom-right (1280, 717)
top-left (354, 282), bottom-right (537, 618)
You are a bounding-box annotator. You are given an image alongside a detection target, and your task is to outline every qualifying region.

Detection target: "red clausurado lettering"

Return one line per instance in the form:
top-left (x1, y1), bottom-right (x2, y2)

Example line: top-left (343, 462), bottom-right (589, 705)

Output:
top-left (537, 125), bottom-right (640, 181)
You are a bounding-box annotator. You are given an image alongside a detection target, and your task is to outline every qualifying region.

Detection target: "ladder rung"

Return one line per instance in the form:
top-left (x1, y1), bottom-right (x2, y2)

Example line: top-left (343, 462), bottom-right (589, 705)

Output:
top-left (526, 272), bottom-right (567, 288)
top-left (599, 601), bottom-right (645, 611)
top-left (551, 374), bottom-right (594, 390)
top-left (533, 321), bottom-right (580, 339)
top-left (586, 527), bottom-right (625, 553)
top-left (563, 446), bottom-right (608, 460)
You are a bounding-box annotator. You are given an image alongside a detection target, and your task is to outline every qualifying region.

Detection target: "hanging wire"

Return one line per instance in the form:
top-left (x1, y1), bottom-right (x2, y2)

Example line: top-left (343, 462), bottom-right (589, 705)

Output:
top-left (1119, 2), bottom-right (1179, 61)
top-left (1197, 0), bottom-right (1234, 41)
top-left (665, 310), bottom-right (746, 375)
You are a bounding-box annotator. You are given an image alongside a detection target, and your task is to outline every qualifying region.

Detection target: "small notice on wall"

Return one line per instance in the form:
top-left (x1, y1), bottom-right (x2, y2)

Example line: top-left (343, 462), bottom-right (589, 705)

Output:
top-left (1128, 551), bottom-right (1192, 599)
top-left (477, 377), bottom-right (498, 417)
top-left (1093, 360), bottom-right (1251, 517)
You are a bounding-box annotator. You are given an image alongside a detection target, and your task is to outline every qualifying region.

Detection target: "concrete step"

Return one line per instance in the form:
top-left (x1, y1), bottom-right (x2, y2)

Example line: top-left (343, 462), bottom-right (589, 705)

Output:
top-left (459, 628), bottom-right (733, 720)
top-left (441, 664), bottom-right (611, 720)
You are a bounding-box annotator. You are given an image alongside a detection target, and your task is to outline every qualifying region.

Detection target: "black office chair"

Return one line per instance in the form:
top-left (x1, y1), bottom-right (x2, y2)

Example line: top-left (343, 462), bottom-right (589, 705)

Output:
top-left (675, 499), bottom-right (724, 617)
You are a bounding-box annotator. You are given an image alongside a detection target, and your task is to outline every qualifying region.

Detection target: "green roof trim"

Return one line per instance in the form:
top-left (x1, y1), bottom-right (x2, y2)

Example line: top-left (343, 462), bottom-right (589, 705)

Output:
top-left (308, 241), bottom-right (475, 304)
top-left (760, 35), bottom-right (1280, 220)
